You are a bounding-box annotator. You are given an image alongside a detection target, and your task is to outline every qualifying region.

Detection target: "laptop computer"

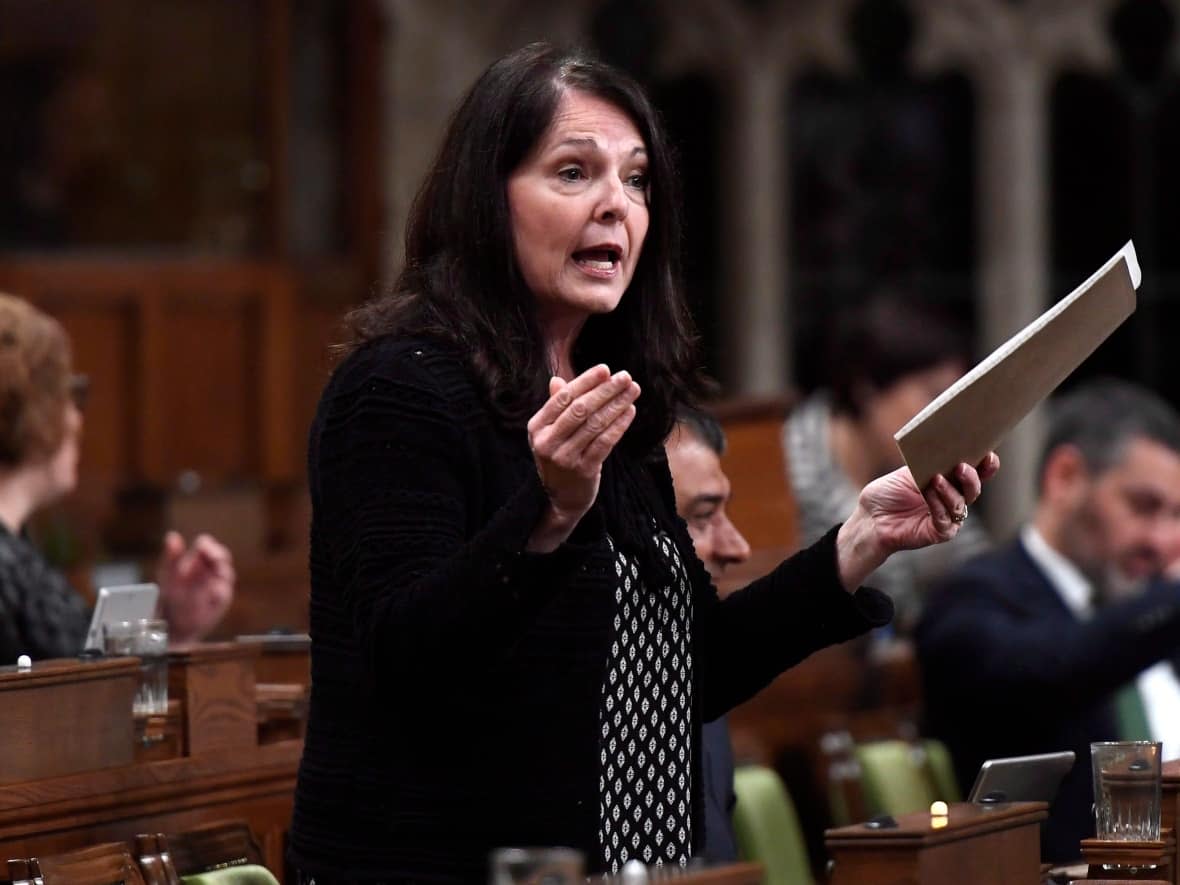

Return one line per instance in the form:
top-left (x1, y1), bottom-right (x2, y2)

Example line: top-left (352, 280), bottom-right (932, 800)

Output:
top-left (967, 750), bottom-right (1076, 804)
top-left (82, 583), bottom-right (160, 652)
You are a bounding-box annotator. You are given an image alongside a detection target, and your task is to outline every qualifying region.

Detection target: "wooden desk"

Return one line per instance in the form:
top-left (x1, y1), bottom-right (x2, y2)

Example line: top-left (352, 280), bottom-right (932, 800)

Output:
top-left (0, 740), bottom-right (300, 874)
top-left (1, 658), bottom-right (138, 784)
top-left (596, 861), bottom-right (763, 884)
top-left (0, 647), bottom-right (307, 881)
top-left (825, 801), bottom-right (1047, 885)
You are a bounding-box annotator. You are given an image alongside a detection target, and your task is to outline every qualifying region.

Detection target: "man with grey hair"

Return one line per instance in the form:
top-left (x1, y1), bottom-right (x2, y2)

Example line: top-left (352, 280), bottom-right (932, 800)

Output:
top-left (917, 378), bottom-right (1180, 862)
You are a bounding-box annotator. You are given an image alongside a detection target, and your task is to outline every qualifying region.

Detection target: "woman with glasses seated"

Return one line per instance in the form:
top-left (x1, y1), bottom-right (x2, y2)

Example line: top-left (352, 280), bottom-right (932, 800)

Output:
top-left (0, 292), bottom-right (235, 664)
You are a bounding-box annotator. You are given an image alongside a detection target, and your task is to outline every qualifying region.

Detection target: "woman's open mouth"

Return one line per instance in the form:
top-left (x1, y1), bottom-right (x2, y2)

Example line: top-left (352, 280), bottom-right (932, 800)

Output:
top-left (572, 247), bottom-right (622, 276)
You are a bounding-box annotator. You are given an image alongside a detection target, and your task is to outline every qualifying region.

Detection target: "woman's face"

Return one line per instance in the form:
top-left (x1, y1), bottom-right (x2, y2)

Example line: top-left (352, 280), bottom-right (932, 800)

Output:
top-left (507, 89), bottom-right (650, 325)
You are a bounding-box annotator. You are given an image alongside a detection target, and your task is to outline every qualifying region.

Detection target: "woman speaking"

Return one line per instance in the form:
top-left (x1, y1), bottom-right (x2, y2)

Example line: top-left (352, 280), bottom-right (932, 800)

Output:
top-left (289, 42), bottom-right (996, 883)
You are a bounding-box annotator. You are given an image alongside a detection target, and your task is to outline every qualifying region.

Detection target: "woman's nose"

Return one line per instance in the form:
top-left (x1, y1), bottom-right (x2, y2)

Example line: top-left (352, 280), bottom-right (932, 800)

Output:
top-left (595, 176), bottom-right (629, 222)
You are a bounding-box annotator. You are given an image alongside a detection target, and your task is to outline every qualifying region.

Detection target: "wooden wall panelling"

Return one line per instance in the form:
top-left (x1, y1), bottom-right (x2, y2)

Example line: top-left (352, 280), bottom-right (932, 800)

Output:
top-left (264, 0), bottom-right (291, 258)
top-left (156, 288), bottom-right (255, 481)
top-left (260, 272), bottom-right (298, 484)
top-left (138, 284), bottom-right (169, 482)
top-left (713, 396), bottom-right (799, 552)
top-left (0, 259), bottom-right (299, 490)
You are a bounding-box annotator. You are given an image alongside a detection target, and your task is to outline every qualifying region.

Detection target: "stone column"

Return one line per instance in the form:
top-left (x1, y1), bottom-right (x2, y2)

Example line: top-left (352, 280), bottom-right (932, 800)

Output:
top-left (658, 0), bottom-right (855, 395)
top-left (912, 0), bottom-right (1115, 536)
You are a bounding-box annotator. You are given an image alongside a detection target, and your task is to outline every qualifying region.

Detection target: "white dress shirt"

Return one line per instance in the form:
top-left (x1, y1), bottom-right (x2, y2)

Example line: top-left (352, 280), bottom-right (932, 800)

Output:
top-left (1021, 525), bottom-right (1180, 759)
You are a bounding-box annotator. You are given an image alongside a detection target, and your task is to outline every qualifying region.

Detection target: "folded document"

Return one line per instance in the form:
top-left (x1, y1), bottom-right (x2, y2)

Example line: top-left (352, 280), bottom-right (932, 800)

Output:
top-left (895, 241), bottom-right (1140, 489)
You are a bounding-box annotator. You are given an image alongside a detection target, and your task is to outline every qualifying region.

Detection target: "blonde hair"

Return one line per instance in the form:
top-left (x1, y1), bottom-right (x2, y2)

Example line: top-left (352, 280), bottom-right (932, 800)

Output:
top-left (0, 293), bottom-right (73, 466)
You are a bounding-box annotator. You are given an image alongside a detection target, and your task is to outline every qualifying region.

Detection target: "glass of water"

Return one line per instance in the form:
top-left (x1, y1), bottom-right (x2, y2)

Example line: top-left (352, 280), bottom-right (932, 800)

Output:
top-left (1091, 741), bottom-right (1162, 841)
top-left (490, 848), bottom-right (583, 885)
top-left (104, 618), bottom-right (169, 715)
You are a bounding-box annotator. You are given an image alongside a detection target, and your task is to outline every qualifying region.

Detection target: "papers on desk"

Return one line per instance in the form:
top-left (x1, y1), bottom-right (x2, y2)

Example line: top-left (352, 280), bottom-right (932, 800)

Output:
top-left (895, 241), bottom-right (1141, 489)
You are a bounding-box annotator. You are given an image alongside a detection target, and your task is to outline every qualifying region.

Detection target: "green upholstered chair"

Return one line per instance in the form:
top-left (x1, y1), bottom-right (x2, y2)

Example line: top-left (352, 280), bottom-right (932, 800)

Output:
top-left (855, 740), bottom-right (938, 817)
top-left (180, 865), bottom-right (279, 885)
top-left (1115, 683), bottom-right (1153, 741)
top-left (732, 765), bottom-right (814, 885)
top-left (921, 738), bottom-right (962, 804)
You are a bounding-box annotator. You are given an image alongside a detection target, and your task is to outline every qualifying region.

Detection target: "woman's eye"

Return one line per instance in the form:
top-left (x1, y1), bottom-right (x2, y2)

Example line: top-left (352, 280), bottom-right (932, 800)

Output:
top-left (626, 171), bottom-right (649, 189)
top-left (558, 167), bottom-right (584, 182)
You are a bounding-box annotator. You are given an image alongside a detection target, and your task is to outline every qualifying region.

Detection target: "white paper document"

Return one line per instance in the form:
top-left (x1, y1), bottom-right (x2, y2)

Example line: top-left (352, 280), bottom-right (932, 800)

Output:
top-left (895, 241), bottom-right (1141, 489)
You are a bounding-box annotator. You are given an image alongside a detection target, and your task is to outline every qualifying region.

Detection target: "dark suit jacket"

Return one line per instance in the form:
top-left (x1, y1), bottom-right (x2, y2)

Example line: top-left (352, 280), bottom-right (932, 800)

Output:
top-left (916, 537), bottom-right (1180, 862)
top-left (701, 716), bottom-right (738, 863)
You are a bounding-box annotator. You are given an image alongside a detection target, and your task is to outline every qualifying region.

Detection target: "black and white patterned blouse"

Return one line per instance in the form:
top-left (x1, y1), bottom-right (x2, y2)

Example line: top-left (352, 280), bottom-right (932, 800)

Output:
top-left (598, 530), bottom-right (694, 872)
top-left (0, 523), bottom-right (90, 665)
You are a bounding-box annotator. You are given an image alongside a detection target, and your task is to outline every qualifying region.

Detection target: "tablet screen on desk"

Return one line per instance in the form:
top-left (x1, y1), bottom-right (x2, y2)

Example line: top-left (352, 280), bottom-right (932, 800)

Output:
top-left (83, 583), bottom-right (160, 652)
top-left (967, 750), bottom-right (1076, 804)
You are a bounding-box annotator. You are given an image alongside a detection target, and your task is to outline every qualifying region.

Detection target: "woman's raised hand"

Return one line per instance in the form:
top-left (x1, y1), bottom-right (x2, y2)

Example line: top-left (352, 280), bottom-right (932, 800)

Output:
top-left (525, 364), bottom-right (641, 552)
top-left (835, 453), bottom-right (1000, 591)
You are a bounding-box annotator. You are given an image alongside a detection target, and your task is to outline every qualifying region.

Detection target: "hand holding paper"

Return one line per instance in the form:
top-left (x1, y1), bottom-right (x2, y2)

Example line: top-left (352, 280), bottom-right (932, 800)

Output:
top-left (836, 454), bottom-right (999, 590)
top-left (836, 242), bottom-right (1138, 591)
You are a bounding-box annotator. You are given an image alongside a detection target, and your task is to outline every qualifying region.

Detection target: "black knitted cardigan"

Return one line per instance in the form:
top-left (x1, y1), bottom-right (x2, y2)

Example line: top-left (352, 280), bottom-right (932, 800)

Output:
top-left (289, 334), bottom-right (892, 882)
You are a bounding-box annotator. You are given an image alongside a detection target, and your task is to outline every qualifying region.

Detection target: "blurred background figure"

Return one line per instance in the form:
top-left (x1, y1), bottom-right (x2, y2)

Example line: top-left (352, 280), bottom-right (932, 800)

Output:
top-left (0, 293), bottom-right (234, 664)
top-left (785, 292), bottom-right (990, 633)
top-left (918, 379), bottom-right (1180, 862)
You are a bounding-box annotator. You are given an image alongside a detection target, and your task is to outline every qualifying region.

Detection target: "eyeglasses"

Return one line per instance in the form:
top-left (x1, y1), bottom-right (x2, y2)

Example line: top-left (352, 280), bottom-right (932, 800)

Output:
top-left (69, 374), bottom-right (90, 410)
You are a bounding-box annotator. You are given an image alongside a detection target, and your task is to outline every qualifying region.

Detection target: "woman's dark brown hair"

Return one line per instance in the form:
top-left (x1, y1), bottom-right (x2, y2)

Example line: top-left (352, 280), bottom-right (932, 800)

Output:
top-left (346, 42), bottom-right (704, 453)
top-left (0, 293), bottom-right (72, 466)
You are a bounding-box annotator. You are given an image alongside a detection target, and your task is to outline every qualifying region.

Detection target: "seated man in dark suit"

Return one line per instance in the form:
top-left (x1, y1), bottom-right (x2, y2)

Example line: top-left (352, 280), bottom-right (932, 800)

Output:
top-left (916, 379), bottom-right (1180, 863)
top-left (666, 408), bottom-right (752, 863)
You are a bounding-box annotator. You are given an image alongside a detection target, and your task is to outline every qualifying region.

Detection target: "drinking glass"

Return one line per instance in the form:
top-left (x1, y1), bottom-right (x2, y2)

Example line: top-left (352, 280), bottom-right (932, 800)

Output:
top-left (104, 618), bottom-right (169, 715)
top-left (490, 847), bottom-right (584, 885)
top-left (1091, 740), bottom-right (1162, 841)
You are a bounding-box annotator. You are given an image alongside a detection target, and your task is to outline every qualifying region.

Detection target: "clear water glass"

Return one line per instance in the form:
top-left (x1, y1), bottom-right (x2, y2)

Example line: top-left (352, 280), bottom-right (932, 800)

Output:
top-left (490, 847), bottom-right (584, 885)
top-left (104, 618), bottom-right (169, 715)
top-left (1091, 740), bottom-right (1162, 841)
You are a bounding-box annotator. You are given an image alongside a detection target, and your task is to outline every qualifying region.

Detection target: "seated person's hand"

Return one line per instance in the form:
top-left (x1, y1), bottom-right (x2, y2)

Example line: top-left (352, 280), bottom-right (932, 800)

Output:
top-left (156, 531), bottom-right (235, 642)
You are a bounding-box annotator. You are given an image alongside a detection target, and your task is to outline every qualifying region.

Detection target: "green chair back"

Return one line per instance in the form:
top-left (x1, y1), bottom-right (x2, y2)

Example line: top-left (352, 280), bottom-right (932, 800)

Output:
top-left (732, 765), bottom-right (814, 885)
top-left (180, 865), bottom-right (279, 885)
top-left (921, 738), bottom-right (962, 804)
top-left (1115, 683), bottom-right (1153, 741)
top-left (855, 740), bottom-right (936, 817)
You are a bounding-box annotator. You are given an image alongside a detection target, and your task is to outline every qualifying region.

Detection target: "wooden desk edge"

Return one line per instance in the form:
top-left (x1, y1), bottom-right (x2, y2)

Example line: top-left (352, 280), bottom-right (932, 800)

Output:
top-left (825, 802), bottom-right (1048, 849)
